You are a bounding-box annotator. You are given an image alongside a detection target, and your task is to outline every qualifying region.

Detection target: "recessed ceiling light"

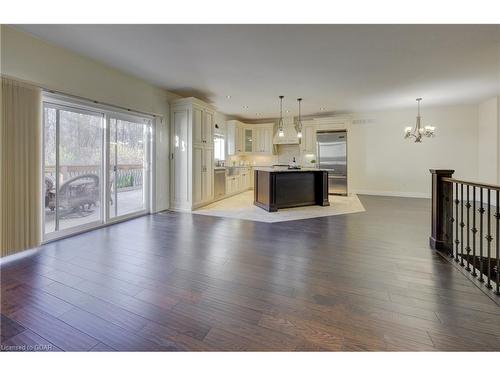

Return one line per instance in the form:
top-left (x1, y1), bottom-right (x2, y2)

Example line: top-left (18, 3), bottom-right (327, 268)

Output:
top-left (286, 110), bottom-right (290, 113)
top-left (243, 105), bottom-right (249, 109)
top-left (226, 95), bottom-right (231, 99)
top-left (320, 107), bottom-right (326, 111)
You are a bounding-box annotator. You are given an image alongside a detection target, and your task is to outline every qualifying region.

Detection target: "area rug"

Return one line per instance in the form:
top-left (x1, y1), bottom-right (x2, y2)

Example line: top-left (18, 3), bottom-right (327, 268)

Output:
top-left (192, 191), bottom-right (365, 223)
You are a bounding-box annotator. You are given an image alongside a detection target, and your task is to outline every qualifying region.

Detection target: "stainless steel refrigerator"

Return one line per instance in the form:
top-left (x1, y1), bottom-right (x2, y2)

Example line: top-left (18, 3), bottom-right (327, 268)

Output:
top-left (316, 131), bottom-right (347, 195)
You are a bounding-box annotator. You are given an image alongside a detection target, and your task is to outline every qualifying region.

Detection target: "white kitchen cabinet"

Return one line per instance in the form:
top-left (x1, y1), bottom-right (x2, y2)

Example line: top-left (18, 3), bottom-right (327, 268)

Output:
top-left (301, 124), bottom-right (317, 153)
top-left (225, 175), bottom-right (239, 195)
top-left (240, 169), bottom-right (249, 190)
top-left (227, 121), bottom-right (274, 156)
top-left (170, 97), bottom-right (215, 211)
top-left (254, 125), bottom-right (274, 154)
top-left (227, 120), bottom-right (244, 155)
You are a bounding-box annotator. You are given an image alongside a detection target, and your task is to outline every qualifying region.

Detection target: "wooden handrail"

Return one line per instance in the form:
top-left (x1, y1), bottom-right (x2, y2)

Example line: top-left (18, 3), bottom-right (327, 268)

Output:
top-left (442, 177), bottom-right (500, 191)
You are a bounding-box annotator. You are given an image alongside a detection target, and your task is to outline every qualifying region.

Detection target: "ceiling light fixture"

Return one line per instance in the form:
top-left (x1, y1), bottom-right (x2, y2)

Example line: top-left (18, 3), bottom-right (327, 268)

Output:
top-left (226, 95), bottom-right (231, 99)
top-left (404, 98), bottom-right (436, 143)
top-left (278, 96), bottom-right (285, 137)
top-left (296, 98), bottom-right (303, 138)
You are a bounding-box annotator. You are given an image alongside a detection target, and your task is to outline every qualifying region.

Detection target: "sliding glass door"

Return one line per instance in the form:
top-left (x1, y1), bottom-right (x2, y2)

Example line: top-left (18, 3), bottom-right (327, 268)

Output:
top-left (43, 103), bottom-right (104, 237)
top-left (108, 115), bottom-right (150, 220)
top-left (43, 97), bottom-right (152, 240)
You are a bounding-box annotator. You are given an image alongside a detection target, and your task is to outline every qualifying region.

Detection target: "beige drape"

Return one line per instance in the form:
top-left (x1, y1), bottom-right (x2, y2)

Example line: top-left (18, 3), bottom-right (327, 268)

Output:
top-left (1, 77), bottom-right (42, 257)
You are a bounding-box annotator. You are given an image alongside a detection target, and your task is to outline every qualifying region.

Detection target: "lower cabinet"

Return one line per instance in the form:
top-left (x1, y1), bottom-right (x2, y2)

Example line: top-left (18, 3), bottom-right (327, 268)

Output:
top-left (224, 168), bottom-right (253, 197)
top-left (225, 175), bottom-right (239, 195)
top-left (193, 145), bottom-right (214, 207)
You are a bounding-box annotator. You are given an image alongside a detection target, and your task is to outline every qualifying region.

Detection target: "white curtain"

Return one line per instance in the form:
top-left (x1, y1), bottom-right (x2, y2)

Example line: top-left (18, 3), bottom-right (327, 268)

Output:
top-left (1, 77), bottom-right (42, 257)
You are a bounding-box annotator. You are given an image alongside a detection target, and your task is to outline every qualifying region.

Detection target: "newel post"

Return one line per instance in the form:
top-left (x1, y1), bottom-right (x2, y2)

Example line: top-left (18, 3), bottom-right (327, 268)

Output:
top-left (429, 169), bottom-right (454, 252)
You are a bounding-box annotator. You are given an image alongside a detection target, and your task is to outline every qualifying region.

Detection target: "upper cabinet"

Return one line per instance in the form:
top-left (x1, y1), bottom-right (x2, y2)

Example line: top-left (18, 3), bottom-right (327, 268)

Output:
top-left (227, 120), bottom-right (274, 156)
top-left (300, 123), bottom-right (317, 153)
top-left (193, 107), bottom-right (214, 146)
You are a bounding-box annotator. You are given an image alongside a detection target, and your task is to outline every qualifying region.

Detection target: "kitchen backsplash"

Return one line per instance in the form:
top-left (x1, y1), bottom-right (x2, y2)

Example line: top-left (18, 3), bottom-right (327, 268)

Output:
top-left (227, 144), bottom-right (317, 167)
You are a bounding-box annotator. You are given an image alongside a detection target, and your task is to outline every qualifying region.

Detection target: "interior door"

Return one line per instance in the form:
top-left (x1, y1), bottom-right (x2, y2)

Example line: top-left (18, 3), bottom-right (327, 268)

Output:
top-left (109, 115), bottom-right (150, 219)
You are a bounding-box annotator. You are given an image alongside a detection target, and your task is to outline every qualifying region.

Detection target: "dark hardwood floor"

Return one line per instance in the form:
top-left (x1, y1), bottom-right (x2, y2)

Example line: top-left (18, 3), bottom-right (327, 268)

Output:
top-left (1, 195), bottom-right (500, 351)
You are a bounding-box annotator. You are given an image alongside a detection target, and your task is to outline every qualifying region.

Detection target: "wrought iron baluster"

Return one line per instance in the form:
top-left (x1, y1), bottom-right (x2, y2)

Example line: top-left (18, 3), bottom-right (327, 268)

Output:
top-left (496, 190), bottom-right (499, 295)
top-left (460, 184), bottom-right (464, 266)
top-left (486, 189), bottom-right (492, 289)
top-left (472, 186), bottom-right (477, 276)
top-left (479, 188), bottom-right (485, 282)
top-left (454, 183), bottom-right (459, 262)
top-left (465, 185), bottom-right (471, 271)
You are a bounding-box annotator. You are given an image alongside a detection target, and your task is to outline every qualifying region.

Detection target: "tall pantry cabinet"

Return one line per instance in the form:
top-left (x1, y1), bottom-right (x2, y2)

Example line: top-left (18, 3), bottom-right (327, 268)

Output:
top-left (170, 97), bottom-right (215, 211)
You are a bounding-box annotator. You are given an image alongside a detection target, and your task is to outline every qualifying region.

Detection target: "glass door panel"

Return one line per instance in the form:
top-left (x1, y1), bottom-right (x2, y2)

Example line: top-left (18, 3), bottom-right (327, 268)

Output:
top-left (43, 104), bottom-right (104, 237)
top-left (109, 116), bottom-right (148, 219)
top-left (43, 106), bottom-right (57, 234)
top-left (58, 109), bottom-right (103, 230)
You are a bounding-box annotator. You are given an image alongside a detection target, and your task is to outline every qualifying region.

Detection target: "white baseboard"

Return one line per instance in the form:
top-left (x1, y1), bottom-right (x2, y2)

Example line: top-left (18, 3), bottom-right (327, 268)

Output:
top-left (353, 189), bottom-right (430, 199)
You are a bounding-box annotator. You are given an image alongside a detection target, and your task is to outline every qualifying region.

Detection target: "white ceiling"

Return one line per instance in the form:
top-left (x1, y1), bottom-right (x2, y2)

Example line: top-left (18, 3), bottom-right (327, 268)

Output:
top-left (16, 24), bottom-right (500, 120)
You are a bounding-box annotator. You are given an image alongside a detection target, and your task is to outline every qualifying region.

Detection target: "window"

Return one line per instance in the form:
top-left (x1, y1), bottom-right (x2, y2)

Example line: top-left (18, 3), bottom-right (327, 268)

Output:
top-left (42, 94), bottom-right (152, 241)
top-left (214, 135), bottom-right (225, 161)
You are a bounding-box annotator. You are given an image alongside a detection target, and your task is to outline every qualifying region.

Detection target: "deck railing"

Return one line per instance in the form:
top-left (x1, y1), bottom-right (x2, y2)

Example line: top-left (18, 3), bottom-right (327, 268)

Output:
top-left (430, 169), bottom-right (499, 296)
top-left (45, 164), bottom-right (143, 191)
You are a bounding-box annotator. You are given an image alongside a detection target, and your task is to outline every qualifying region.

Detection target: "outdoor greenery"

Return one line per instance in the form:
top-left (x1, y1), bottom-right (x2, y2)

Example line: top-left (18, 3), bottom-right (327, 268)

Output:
top-left (44, 106), bottom-right (146, 168)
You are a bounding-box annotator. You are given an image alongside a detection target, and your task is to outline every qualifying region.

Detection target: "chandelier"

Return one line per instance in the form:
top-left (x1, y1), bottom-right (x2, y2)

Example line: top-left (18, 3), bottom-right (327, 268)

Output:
top-left (404, 98), bottom-right (435, 142)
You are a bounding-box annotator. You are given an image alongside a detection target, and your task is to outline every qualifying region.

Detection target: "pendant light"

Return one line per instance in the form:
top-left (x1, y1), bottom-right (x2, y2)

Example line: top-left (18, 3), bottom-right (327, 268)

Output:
top-left (296, 98), bottom-right (303, 138)
top-left (278, 95), bottom-right (285, 137)
top-left (404, 98), bottom-right (435, 143)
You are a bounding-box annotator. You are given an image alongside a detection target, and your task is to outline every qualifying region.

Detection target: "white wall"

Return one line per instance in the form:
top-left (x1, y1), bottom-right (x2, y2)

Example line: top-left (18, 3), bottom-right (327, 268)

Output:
top-left (1, 25), bottom-right (178, 211)
top-left (348, 104), bottom-right (479, 198)
top-left (477, 97), bottom-right (499, 184)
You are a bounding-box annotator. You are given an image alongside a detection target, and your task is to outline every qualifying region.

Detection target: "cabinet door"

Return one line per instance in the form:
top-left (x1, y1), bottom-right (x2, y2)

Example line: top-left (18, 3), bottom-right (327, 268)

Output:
top-left (226, 178), bottom-right (232, 195)
top-left (172, 109), bottom-right (189, 205)
top-left (203, 148), bottom-right (214, 201)
top-left (192, 108), bottom-right (203, 145)
top-left (248, 169), bottom-right (254, 189)
top-left (203, 111), bottom-right (213, 145)
top-left (192, 145), bottom-right (203, 205)
top-left (243, 128), bottom-right (253, 153)
top-left (240, 172), bottom-right (247, 190)
top-left (304, 125), bottom-right (316, 153)
top-left (254, 128), bottom-right (263, 153)
top-left (262, 127), bottom-right (272, 154)
top-left (235, 126), bottom-right (243, 153)
top-left (227, 123), bottom-right (235, 155)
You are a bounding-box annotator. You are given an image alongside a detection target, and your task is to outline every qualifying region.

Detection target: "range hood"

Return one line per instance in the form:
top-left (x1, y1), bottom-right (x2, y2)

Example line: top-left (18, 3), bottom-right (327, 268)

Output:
top-left (273, 117), bottom-right (299, 145)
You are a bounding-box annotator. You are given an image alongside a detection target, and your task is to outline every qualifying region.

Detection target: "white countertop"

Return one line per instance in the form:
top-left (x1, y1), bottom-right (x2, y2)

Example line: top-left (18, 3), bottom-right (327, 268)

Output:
top-left (253, 167), bottom-right (327, 172)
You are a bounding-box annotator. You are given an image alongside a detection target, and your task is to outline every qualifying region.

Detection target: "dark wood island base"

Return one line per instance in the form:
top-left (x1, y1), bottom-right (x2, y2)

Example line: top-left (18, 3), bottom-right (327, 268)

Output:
top-left (254, 168), bottom-right (330, 212)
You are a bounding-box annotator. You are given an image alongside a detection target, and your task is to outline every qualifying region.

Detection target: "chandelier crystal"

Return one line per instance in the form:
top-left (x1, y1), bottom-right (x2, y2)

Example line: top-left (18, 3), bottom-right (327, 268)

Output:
top-left (404, 98), bottom-right (435, 143)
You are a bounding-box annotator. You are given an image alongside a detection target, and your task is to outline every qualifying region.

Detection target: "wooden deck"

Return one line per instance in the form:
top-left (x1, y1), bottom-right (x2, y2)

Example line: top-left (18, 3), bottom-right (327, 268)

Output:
top-left (1, 195), bottom-right (500, 351)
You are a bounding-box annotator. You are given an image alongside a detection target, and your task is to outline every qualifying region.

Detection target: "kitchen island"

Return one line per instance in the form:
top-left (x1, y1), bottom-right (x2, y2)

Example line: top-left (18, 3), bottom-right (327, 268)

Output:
top-left (254, 167), bottom-right (330, 212)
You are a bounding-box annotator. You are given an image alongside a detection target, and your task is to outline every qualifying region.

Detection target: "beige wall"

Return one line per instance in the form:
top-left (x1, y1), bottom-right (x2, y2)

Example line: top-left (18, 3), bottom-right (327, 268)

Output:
top-left (1, 25), bottom-right (178, 212)
top-left (477, 97), bottom-right (498, 184)
top-left (349, 105), bottom-right (479, 197)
